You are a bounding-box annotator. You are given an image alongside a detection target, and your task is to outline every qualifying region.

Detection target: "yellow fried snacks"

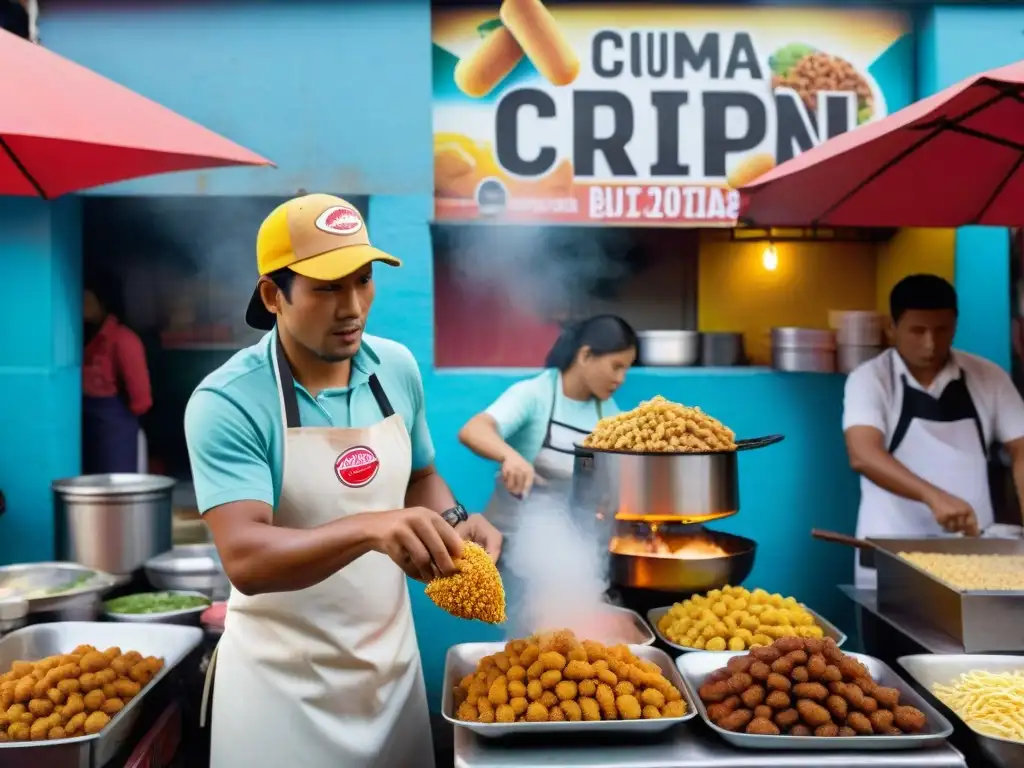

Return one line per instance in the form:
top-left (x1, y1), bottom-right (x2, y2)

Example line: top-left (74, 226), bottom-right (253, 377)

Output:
top-left (0, 644), bottom-right (164, 742)
top-left (582, 396), bottom-right (736, 453)
top-left (426, 542), bottom-right (506, 624)
top-left (453, 630), bottom-right (686, 723)
top-left (658, 586), bottom-right (824, 651)
top-left (899, 552), bottom-right (1024, 592)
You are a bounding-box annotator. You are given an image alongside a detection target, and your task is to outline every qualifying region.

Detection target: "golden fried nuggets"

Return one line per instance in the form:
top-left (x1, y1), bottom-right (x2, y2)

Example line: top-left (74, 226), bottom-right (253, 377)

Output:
top-left (0, 644), bottom-right (163, 742)
top-left (583, 395), bottom-right (737, 453)
top-left (453, 630), bottom-right (686, 724)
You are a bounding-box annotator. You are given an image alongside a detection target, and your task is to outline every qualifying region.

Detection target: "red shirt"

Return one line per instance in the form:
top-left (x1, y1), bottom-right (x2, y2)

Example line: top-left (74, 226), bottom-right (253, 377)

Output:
top-left (83, 316), bottom-right (152, 416)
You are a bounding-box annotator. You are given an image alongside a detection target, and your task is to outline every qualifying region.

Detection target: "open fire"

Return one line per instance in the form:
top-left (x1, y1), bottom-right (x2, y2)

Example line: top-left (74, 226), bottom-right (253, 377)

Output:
top-left (609, 529), bottom-right (729, 560)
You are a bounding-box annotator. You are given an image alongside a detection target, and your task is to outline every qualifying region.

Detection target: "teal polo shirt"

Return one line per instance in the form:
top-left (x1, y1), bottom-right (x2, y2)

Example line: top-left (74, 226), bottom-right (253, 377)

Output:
top-left (484, 368), bottom-right (621, 464)
top-left (184, 329), bottom-right (434, 514)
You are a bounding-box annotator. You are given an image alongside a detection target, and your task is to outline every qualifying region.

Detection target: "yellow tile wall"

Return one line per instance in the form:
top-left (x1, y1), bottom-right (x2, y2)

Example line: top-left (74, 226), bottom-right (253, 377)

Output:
top-left (696, 229), bottom-right (957, 365)
top-left (697, 231), bottom-right (878, 365)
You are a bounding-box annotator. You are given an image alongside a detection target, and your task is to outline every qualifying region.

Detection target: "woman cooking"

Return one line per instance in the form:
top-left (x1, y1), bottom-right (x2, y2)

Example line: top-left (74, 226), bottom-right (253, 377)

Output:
top-left (458, 314), bottom-right (637, 610)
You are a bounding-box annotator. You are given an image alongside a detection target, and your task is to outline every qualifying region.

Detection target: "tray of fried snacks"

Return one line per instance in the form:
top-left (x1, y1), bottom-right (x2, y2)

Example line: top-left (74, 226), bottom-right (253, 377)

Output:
top-left (899, 654), bottom-right (1024, 768)
top-left (649, 587), bottom-right (846, 653)
top-left (677, 636), bottom-right (953, 750)
top-left (0, 622), bottom-right (203, 768)
top-left (442, 630), bottom-right (696, 736)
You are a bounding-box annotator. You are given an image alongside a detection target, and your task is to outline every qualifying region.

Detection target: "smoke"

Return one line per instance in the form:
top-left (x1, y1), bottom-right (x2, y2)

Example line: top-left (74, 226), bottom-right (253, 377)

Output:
top-left (83, 196), bottom-right (330, 338)
top-left (501, 492), bottom-right (640, 643)
top-left (433, 225), bottom-right (637, 319)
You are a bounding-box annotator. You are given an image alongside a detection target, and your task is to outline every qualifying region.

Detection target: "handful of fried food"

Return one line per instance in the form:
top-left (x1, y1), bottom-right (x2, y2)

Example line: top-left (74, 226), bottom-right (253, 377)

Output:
top-left (426, 542), bottom-right (506, 624)
top-left (0, 644), bottom-right (164, 742)
top-left (453, 629), bottom-right (687, 724)
top-left (582, 395), bottom-right (736, 453)
top-left (698, 636), bottom-right (928, 737)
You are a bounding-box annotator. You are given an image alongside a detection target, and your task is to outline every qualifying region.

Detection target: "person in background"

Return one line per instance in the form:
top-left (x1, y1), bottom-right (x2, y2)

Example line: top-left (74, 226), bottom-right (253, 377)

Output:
top-left (843, 274), bottom-right (1024, 589)
top-left (459, 314), bottom-right (637, 590)
top-left (82, 271), bottom-right (152, 474)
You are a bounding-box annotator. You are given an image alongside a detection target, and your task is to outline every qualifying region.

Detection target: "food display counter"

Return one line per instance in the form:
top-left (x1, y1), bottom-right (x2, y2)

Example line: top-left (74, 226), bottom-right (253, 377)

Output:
top-left (452, 722), bottom-right (967, 767)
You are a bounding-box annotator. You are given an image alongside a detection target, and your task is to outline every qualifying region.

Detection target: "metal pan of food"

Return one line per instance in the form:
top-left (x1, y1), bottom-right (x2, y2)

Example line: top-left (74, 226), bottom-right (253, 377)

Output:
top-left (0, 563), bottom-right (119, 612)
top-left (0, 621), bottom-right (204, 768)
top-left (898, 654), bottom-right (1024, 768)
top-left (103, 590), bottom-right (212, 626)
top-left (609, 528), bottom-right (757, 592)
top-left (676, 650), bottom-right (954, 750)
top-left (647, 603), bottom-right (847, 653)
top-left (442, 642), bottom-right (696, 737)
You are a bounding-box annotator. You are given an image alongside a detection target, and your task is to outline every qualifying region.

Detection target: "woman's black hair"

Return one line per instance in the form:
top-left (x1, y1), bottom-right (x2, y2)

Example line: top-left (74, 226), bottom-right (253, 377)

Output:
top-left (84, 268), bottom-right (125, 319)
top-left (545, 315), bottom-right (638, 371)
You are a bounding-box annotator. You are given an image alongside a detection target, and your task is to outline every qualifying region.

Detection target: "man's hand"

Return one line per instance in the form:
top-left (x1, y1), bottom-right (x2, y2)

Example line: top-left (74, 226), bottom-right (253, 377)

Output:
top-left (366, 507), bottom-right (465, 582)
top-left (501, 451), bottom-right (535, 498)
top-left (455, 515), bottom-right (503, 562)
top-left (925, 490), bottom-right (980, 536)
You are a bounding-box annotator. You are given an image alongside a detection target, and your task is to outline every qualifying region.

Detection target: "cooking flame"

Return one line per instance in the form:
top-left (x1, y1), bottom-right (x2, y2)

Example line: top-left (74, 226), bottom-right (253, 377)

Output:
top-left (609, 532), bottom-right (728, 560)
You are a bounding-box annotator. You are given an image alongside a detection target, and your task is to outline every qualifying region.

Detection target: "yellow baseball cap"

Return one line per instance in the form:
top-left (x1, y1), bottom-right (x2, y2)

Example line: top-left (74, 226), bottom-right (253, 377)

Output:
top-left (245, 193), bottom-right (401, 330)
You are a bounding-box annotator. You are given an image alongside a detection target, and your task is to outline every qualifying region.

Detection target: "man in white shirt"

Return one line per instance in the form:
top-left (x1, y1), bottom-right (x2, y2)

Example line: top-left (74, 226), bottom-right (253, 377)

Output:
top-left (843, 274), bottom-right (1024, 588)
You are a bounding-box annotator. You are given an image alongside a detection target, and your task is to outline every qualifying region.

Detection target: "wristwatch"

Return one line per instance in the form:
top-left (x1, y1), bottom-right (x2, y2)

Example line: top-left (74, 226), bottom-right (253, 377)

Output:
top-left (441, 503), bottom-right (469, 528)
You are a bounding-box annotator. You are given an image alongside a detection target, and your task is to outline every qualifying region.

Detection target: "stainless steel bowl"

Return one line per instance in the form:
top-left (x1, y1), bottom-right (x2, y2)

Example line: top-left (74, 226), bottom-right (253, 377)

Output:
top-left (636, 330), bottom-right (700, 367)
top-left (145, 544), bottom-right (230, 600)
top-left (103, 590), bottom-right (212, 626)
top-left (0, 562), bottom-right (118, 621)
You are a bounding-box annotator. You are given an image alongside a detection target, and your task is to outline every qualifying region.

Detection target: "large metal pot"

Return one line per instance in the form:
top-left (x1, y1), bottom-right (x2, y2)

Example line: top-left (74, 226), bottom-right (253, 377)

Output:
top-left (636, 330), bottom-right (700, 367)
top-left (610, 529), bottom-right (757, 592)
top-left (771, 327), bottom-right (836, 373)
top-left (53, 474), bottom-right (176, 577)
top-left (571, 436), bottom-right (783, 524)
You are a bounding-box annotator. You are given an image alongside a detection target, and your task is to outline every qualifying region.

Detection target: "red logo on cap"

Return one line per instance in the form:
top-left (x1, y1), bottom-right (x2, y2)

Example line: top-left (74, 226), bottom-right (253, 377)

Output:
top-left (315, 205), bottom-right (363, 235)
top-left (335, 445), bottom-right (380, 488)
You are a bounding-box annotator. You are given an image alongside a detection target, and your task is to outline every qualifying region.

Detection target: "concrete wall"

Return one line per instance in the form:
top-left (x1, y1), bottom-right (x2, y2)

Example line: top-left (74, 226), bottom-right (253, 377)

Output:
top-left (0, 0), bottom-right (1008, 708)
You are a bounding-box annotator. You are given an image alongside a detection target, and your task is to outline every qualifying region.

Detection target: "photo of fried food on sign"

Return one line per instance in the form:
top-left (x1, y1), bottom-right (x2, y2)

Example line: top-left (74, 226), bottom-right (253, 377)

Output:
top-left (431, 4), bottom-right (908, 225)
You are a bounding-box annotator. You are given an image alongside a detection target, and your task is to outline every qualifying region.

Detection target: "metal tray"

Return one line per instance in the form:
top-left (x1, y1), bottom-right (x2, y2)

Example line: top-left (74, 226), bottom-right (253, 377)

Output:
top-left (442, 642), bottom-right (696, 737)
top-left (872, 537), bottom-right (1024, 652)
top-left (0, 562), bottom-right (118, 613)
top-left (102, 590), bottom-right (211, 626)
top-left (647, 603), bottom-right (847, 653)
top-left (899, 654), bottom-right (1024, 768)
top-left (676, 650), bottom-right (954, 750)
top-left (545, 604), bottom-right (654, 646)
top-left (0, 621), bottom-right (204, 768)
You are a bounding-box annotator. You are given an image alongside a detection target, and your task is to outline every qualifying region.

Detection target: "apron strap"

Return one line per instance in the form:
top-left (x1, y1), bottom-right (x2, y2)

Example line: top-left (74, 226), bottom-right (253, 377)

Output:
top-left (368, 374), bottom-right (395, 418)
top-left (274, 334), bottom-right (303, 429)
top-left (274, 334), bottom-right (397, 424)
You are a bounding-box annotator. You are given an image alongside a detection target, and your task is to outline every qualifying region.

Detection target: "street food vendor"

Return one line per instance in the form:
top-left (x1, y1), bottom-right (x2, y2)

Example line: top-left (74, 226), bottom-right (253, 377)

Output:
top-left (843, 274), bottom-right (1024, 588)
top-left (184, 194), bottom-right (502, 768)
top-left (458, 314), bottom-right (636, 561)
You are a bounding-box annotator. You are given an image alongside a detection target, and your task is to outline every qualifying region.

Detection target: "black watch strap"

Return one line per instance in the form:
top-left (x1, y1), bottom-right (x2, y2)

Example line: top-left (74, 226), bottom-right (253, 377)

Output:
top-left (441, 503), bottom-right (469, 528)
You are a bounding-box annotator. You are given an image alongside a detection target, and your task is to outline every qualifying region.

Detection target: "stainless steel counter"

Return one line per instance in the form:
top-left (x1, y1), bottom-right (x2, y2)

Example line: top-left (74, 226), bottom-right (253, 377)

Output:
top-left (838, 586), bottom-right (968, 655)
top-left (453, 723), bottom-right (967, 768)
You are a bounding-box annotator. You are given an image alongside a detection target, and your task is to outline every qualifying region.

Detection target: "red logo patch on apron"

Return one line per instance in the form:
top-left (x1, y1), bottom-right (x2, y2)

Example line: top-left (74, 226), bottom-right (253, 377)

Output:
top-left (334, 445), bottom-right (380, 488)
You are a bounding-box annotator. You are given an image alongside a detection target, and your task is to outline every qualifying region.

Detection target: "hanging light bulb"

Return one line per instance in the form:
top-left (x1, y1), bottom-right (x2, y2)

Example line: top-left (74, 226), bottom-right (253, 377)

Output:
top-left (762, 243), bottom-right (778, 271)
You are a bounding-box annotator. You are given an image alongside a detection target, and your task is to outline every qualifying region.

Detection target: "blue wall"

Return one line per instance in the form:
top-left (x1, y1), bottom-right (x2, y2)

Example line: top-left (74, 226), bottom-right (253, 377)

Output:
top-left (0, 1), bottom-right (1007, 708)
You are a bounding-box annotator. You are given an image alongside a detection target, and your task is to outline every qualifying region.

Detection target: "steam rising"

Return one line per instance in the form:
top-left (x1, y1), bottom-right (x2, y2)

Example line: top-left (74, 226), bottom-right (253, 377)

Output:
top-left (433, 225), bottom-right (635, 319)
top-left (501, 493), bottom-right (638, 643)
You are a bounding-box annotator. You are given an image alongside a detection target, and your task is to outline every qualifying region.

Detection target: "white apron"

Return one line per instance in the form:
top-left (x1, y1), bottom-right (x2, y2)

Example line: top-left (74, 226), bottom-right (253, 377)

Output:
top-left (854, 356), bottom-right (993, 589)
top-left (201, 335), bottom-right (434, 768)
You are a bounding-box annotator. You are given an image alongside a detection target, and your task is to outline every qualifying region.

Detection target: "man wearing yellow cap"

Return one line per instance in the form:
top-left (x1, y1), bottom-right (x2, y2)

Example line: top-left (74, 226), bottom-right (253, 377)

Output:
top-left (185, 194), bottom-right (502, 768)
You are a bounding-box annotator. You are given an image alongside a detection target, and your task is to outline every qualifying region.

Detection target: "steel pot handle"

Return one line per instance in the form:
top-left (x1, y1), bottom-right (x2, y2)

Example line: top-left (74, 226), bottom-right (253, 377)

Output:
top-left (572, 445), bottom-right (595, 459)
top-left (735, 434), bottom-right (785, 451)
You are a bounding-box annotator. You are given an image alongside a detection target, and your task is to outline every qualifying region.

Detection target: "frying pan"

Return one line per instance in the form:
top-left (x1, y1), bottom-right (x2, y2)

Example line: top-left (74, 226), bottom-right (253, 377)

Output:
top-left (610, 528), bottom-right (757, 592)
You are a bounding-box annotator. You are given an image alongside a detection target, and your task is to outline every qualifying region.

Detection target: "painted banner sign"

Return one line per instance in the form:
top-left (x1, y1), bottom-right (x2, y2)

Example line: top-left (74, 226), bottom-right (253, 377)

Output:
top-left (432, 3), bottom-right (911, 225)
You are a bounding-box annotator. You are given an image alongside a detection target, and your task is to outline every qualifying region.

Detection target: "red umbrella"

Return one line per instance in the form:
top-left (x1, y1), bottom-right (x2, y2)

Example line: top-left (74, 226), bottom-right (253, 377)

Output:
top-left (739, 59), bottom-right (1024, 228)
top-left (0, 29), bottom-right (271, 198)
